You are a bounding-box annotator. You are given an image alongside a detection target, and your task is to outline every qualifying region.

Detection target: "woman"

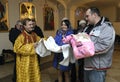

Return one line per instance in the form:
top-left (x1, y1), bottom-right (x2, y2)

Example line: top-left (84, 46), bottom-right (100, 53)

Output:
top-left (53, 19), bottom-right (74, 82)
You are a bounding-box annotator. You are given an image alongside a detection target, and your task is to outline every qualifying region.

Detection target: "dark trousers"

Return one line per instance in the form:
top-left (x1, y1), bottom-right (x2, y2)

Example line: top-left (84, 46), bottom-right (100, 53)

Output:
top-left (71, 63), bottom-right (76, 82)
top-left (12, 54), bottom-right (16, 82)
top-left (78, 58), bottom-right (84, 82)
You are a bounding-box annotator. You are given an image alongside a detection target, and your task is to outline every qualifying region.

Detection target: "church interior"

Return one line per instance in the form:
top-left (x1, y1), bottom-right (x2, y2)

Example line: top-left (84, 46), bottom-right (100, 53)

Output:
top-left (0, 0), bottom-right (120, 82)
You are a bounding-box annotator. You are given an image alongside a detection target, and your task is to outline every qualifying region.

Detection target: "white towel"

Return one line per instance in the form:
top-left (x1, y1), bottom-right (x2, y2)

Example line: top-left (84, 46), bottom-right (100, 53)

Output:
top-left (43, 36), bottom-right (62, 53)
top-left (35, 39), bottom-right (51, 57)
top-left (59, 44), bottom-right (75, 66)
top-left (37, 36), bottom-right (75, 66)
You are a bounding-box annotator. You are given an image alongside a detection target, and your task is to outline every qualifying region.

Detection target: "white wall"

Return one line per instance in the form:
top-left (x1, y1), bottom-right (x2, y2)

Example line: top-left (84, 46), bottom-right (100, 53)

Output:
top-left (1, 0), bottom-right (120, 54)
top-left (0, 32), bottom-right (13, 53)
top-left (0, 0), bottom-right (59, 54)
top-left (33, 1), bottom-right (58, 37)
top-left (100, 6), bottom-right (116, 22)
top-left (0, 0), bottom-right (18, 54)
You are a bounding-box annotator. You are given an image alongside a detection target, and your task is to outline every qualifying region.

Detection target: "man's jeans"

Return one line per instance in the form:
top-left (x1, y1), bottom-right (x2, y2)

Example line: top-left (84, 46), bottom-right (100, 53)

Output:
top-left (84, 70), bottom-right (107, 82)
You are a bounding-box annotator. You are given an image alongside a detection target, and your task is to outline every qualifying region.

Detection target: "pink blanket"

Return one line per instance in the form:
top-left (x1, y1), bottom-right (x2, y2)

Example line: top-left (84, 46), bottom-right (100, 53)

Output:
top-left (62, 33), bottom-right (95, 59)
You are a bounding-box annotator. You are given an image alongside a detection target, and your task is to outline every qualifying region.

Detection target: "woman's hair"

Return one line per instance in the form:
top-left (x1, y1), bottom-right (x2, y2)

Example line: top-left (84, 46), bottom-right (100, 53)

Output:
top-left (61, 20), bottom-right (72, 29)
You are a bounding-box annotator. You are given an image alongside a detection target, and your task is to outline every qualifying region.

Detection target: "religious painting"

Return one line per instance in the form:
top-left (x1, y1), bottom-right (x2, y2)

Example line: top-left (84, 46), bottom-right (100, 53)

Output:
top-left (44, 7), bottom-right (54, 31)
top-left (0, 0), bottom-right (9, 32)
top-left (20, 2), bottom-right (36, 19)
top-left (75, 7), bottom-right (86, 27)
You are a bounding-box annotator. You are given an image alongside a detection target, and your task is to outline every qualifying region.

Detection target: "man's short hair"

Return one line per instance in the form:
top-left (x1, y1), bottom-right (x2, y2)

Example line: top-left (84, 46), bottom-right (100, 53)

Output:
top-left (89, 7), bottom-right (100, 16)
top-left (22, 18), bottom-right (32, 25)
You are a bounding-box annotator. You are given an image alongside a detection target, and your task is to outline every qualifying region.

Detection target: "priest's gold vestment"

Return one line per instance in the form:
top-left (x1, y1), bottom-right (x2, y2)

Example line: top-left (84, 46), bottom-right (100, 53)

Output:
top-left (14, 31), bottom-right (41, 82)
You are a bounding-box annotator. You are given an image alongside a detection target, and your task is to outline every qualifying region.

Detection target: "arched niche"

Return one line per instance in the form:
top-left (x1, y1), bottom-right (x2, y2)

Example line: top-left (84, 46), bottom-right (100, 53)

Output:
top-left (0, 0), bottom-right (9, 32)
top-left (43, 6), bottom-right (54, 31)
top-left (75, 7), bottom-right (86, 27)
top-left (20, 2), bottom-right (36, 19)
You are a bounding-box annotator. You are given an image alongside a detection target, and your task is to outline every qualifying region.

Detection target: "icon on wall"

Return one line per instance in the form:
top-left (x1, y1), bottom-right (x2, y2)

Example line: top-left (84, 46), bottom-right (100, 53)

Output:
top-left (75, 7), bottom-right (86, 27)
top-left (20, 2), bottom-right (36, 19)
top-left (75, 7), bottom-right (86, 18)
top-left (0, 1), bottom-right (9, 32)
top-left (44, 7), bottom-right (54, 31)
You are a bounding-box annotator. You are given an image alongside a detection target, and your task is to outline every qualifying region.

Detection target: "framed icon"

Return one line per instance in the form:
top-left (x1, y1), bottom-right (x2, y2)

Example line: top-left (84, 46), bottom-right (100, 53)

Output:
top-left (43, 7), bottom-right (54, 31)
top-left (0, 0), bottom-right (9, 32)
top-left (20, 2), bottom-right (36, 19)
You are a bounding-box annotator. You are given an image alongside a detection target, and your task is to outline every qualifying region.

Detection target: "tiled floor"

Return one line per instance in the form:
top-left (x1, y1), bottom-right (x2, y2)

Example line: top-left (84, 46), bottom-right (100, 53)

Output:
top-left (0, 46), bottom-right (120, 82)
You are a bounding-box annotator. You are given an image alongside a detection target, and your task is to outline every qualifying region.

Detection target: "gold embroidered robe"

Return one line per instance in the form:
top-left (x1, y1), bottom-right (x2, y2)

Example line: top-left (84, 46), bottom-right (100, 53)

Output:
top-left (14, 31), bottom-right (41, 82)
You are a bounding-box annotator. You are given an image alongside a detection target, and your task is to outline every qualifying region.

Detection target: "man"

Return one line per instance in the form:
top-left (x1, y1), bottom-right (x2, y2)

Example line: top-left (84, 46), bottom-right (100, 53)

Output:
top-left (32, 19), bottom-right (44, 38)
top-left (9, 20), bottom-right (23, 82)
top-left (14, 18), bottom-right (41, 82)
top-left (84, 7), bottom-right (115, 82)
top-left (9, 19), bottom-right (44, 82)
top-left (9, 20), bottom-right (23, 45)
